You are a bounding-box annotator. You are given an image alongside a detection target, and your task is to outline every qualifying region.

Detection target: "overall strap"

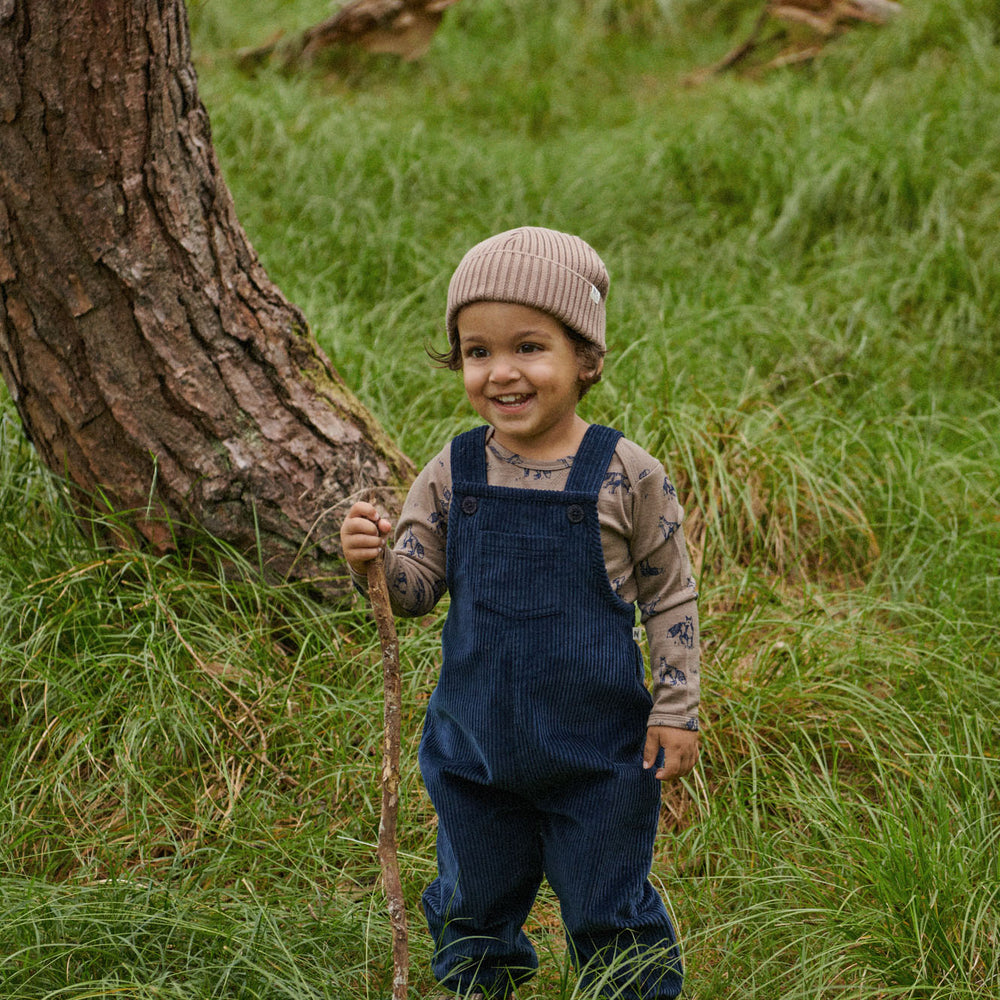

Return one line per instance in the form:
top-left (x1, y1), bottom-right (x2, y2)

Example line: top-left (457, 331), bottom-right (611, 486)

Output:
top-left (450, 425), bottom-right (490, 485)
top-left (564, 424), bottom-right (623, 496)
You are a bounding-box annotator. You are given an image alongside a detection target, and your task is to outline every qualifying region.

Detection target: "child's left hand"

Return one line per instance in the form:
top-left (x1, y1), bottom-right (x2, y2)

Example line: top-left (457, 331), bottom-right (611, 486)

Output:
top-left (643, 726), bottom-right (699, 780)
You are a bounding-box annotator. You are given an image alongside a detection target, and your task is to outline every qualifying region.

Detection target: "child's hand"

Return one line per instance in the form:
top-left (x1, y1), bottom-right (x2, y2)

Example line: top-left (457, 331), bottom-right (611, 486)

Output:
top-left (340, 501), bottom-right (392, 575)
top-left (643, 726), bottom-right (699, 780)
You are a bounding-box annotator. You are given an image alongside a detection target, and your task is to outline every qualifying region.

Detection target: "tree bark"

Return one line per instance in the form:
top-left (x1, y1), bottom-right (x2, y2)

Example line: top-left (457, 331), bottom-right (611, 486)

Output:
top-left (0, 0), bottom-right (414, 596)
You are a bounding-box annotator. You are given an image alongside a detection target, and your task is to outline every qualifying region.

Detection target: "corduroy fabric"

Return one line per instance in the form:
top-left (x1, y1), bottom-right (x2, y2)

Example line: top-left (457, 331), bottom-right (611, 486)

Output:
top-left (446, 227), bottom-right (610, 350)
top-left (418, 424), bottom-right (683, 999)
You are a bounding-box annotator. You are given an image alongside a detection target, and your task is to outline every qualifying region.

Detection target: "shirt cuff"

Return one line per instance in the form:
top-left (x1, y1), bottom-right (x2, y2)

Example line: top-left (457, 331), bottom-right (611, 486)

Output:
top-left (646, 712), bottom-right (700, 731)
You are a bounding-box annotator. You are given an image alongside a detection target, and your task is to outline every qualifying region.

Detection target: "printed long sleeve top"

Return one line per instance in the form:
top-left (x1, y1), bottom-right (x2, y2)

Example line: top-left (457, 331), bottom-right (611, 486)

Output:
top-left (354, 428), bottom-right (700, 731)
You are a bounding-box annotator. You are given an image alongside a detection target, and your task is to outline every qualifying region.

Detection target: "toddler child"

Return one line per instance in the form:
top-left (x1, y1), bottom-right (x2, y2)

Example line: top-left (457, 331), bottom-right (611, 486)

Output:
top-left (340, 227), bottom-right (700, 999)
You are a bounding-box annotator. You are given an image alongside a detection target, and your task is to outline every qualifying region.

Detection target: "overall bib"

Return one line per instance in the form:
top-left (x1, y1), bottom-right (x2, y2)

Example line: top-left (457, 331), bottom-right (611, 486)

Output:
top-left (419, 424), bottom-right (683, 999)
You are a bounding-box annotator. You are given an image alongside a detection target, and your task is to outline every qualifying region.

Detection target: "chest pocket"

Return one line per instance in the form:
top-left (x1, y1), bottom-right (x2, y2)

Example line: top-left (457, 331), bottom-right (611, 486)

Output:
top-left (473, 530), bottom-right (562, 619)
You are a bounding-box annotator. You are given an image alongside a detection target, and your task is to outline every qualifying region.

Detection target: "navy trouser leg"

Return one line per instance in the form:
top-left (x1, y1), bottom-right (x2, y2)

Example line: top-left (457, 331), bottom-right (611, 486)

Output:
top-left (422, 770), bottom-right (543, 995)
top-left (540, 768), bottom-right (683, 999)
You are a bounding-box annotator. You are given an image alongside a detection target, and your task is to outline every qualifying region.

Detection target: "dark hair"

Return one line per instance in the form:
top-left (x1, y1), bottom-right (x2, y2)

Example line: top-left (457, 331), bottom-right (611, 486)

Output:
top-left (427, 324), bottom-right (605, 399)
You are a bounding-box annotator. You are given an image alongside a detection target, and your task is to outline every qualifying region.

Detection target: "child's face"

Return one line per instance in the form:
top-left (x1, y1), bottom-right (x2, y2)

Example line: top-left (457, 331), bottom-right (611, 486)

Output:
top-left (456, 301), bottom-right (602, 460)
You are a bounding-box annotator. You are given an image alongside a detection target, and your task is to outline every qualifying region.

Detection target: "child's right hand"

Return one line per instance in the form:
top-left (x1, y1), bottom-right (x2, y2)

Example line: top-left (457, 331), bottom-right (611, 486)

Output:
top-left (340, 501), bottom-right (392, 575)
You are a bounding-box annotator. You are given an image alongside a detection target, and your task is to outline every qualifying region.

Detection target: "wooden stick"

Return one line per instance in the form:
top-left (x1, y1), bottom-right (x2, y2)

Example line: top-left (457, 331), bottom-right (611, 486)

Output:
top-left (366, 495), bottom-right (409, 1000)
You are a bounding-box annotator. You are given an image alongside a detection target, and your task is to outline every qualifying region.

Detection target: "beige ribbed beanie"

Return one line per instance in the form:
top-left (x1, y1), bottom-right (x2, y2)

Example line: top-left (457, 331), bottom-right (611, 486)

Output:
top-left (446, 227), bottom-right (609, 350)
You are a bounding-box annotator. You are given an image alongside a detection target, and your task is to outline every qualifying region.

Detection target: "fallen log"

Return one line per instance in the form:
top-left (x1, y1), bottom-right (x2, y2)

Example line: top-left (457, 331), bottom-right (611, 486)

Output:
top-left (238, 0), bottom-right (461, 71)
top-left (686, 0), bottom-right (903, 83)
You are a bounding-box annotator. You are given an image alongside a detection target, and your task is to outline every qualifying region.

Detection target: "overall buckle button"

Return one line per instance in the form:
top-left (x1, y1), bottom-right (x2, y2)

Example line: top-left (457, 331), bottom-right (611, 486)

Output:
top-left (461, 496), bottom-right (478, 515)
top-left (567, 503), bottom-right (584, 524)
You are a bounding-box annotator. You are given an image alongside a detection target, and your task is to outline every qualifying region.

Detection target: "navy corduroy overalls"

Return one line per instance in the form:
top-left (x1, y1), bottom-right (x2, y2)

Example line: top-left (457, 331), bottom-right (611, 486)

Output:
top-left (418, 424), bottom-right (683, 999)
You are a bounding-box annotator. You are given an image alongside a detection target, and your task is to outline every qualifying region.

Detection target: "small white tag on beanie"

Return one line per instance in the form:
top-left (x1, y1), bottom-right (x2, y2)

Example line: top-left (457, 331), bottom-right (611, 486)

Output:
top-left (590, 285), bottom-right (602, 304)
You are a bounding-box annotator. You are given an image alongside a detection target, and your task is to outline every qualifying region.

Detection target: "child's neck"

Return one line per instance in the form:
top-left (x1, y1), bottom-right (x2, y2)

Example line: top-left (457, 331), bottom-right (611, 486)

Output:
top-left (489, 415), bottom-right (590, 462)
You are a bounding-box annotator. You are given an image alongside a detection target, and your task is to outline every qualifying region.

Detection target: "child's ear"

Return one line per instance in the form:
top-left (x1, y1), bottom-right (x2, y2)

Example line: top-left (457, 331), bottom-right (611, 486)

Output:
top-left (581, 356), bottom-right (605, 381)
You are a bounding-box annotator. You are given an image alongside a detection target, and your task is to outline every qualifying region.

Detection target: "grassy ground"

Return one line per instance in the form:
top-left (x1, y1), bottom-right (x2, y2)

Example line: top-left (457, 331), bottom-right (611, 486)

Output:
top-left (2, 0), bottom-right (998, 996)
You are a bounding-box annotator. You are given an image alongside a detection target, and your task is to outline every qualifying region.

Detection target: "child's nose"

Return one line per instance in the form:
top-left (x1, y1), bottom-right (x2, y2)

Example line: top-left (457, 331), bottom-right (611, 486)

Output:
top-left (489, 358), bottom-right (520, 382)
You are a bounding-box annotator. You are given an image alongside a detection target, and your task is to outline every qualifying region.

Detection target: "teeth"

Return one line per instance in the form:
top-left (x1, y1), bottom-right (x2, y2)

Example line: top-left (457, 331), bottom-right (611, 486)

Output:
top-left (496, 394), bottom-right (526, 404)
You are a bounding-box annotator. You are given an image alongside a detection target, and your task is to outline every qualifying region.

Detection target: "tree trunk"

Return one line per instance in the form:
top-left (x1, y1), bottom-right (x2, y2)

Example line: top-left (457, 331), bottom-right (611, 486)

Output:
top-left (0, 0), bottom-right (414, 596)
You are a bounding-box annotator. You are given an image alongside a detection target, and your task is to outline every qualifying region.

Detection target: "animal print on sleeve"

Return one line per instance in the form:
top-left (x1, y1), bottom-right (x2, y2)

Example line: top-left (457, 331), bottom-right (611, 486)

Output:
top-left (616, 441), bottom-right (700, 732)
top-left (353, 444), bottom-right (451, 617)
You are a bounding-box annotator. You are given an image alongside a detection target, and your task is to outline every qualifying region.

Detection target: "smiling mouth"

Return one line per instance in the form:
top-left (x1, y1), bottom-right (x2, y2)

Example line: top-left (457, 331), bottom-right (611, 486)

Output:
top-left (491, 393), bottom-right (533, 406)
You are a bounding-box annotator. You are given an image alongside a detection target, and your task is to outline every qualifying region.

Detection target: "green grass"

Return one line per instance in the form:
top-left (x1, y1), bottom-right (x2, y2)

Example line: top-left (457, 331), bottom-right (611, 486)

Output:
top-left (2, 0), bottom-right (999, 996)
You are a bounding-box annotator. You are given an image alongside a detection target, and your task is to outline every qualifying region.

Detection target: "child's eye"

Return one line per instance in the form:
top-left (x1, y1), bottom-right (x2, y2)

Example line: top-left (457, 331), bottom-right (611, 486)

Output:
top-left (464, 346), bottom-right (488, 359)
top-left (517, 342), bottom-right (543, 354)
